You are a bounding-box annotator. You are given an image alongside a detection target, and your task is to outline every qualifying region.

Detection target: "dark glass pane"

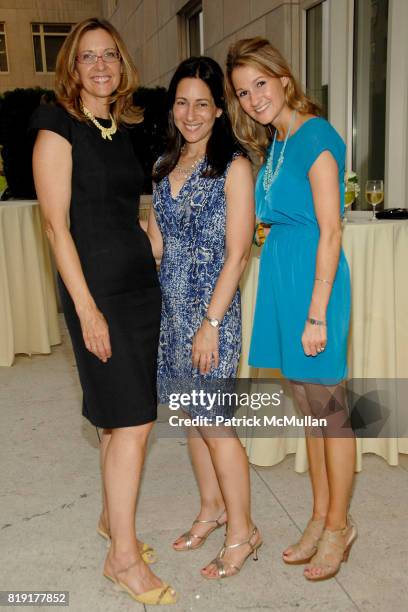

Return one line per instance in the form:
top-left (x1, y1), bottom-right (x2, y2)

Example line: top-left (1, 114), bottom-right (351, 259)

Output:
top-left (0, 23), bottom-right (4, 33)
top-left (353, 0), bottom-right (388, 208)
top-left (43, 23), bottom-right (71, 33)
top-left (31, 23), bottom-right (40, 32)
top-left (189, 12), bottom-right (201, 57)
top-left (33, 35), bottom-right (43, 71)
top-left (0, 53), bottom-right (7, 72)
top-left (306, 1), bottom-right (328, 118)
top-left (45, 35), bottom-right (66, 71)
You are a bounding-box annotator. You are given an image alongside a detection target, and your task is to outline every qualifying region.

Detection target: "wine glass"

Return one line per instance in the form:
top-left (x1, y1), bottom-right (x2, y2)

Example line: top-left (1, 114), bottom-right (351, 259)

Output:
top-left (365, 180), bottom-right (384, 222)
top-left (343, 182), bottom-right (355, 223)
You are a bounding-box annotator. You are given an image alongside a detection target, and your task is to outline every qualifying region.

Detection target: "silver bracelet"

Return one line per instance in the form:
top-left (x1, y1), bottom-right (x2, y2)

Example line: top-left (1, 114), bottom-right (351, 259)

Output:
top-left (307, 317), bottom-right (326, 326)
top-left (315, 277), bottom-right (332, 286)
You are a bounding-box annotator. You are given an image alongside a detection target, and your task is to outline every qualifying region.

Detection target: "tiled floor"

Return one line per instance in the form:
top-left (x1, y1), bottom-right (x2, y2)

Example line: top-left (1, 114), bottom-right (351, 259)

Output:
top-left (1, 321), bottom-right (407, 611)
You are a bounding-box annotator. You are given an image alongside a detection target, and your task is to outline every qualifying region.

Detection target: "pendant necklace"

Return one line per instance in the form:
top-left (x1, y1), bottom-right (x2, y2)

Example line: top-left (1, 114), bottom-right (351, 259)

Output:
top-left (263, 109), bottom-right (297, 191)
top-left (80, 102), bottom-right (117, 141)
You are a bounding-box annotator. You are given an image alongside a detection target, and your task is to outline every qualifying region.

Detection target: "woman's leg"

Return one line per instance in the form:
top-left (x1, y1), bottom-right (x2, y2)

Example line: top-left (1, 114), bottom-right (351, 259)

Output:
top-left (99, 428), bottom-right (111, 530)
top-left (302, 383), bottom-right (356, 579)
top-left (306, 384), bottom-right (356, 529)
top-left (293, 382), bottom-right (330, 519)
top-left (99, 428), bottom-right (151, 556)
top-left (304, 382), bottom-right (355, 529)
top-left (173, 427), bottom-right (226, 549)
top-left (283, 382), bottom-right (329, 560)
top-left (200, 428), bottom-right (261, 577)
top-left (103, 424), bottom-right (170, 594)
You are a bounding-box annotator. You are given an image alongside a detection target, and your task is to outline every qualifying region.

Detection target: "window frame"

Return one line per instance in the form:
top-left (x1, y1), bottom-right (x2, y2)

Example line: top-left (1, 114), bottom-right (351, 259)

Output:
top-left (31, 22), bottom-right (73, 74)
top-left (302, 0), bottom-right (330, 118)
top-left (178, 0), bottom-right (204, 59)
top-left (301, 0), bottom-right (408, 208)
top-left (0, 22), bottom-right (10, 74)
top-left (301, 0), bottom-right (352, 168)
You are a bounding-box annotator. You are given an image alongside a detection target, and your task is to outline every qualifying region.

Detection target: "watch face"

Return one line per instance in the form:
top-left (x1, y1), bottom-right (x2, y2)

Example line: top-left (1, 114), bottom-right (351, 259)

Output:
top-left (206, 316), bottom-right (219, 328)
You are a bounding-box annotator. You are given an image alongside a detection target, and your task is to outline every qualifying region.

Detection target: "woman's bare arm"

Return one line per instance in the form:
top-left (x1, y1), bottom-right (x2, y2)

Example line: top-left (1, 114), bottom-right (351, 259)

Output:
top-left (33, 130), bottom-right (111, 362)
top-left (192, 155), bottom-right (255, 374)
top-left (302, 150), bottom-right (343, 357)
top-left (146, 200), bottom-right (163, 265)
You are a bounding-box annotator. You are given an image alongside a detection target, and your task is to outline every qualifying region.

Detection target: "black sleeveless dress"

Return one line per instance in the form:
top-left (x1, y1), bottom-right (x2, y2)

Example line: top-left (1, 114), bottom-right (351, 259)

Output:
top-left (30, 104), bottom-right (161, 428)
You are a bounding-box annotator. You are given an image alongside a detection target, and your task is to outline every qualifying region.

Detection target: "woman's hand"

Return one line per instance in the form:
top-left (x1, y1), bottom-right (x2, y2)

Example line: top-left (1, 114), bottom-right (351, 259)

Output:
top-left (79, 306), bottom-right (112, 363)
top-left (192, 322), bottom-right (219, 374)
top-left (302, 321), bottom-right (327, 357)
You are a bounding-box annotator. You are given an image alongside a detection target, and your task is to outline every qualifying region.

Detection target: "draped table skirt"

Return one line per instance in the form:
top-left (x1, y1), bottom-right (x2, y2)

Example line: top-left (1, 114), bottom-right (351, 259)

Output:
top-left (0, 201), bottom-right (60, 367)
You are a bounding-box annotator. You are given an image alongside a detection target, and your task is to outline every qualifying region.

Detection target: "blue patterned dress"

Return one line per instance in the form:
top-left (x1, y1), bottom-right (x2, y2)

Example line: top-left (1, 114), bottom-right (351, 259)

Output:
top-left (153, 155), bottom-right (242, 410)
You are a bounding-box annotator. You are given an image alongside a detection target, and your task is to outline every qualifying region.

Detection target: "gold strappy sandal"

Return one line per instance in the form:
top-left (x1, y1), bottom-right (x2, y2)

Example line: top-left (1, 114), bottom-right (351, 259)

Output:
top-left (304, 516), bottom-right (357, 581)
top-left (202, 525), bottom-right (262, 580)
top-left (282, 517), bottom-right (325, 564)
top-left (173, 509), bottom-right (226, 552)
top-left (98, 516), bottom-right (157, 564)
top-left (104, 560), bottom-right (177, 605)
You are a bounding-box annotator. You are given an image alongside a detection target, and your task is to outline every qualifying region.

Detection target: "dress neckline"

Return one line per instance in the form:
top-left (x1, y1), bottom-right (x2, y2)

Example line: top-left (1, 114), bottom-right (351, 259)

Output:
top-left (274, 116), bottom-right (321, 143)
top-left (167, 157), bottom-right (206, 200)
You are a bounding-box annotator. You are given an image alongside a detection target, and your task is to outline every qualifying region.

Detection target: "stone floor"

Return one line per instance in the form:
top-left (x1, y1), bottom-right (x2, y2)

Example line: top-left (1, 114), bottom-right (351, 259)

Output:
top-left (1, 320), bottom-right (408, 611)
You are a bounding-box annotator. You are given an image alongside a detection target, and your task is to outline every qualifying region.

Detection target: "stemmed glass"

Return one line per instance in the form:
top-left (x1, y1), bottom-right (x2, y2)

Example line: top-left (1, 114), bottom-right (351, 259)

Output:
top-left (365, 180), bottom-right (384, 222)
top-left (343, 182), bottom-right (355, 223)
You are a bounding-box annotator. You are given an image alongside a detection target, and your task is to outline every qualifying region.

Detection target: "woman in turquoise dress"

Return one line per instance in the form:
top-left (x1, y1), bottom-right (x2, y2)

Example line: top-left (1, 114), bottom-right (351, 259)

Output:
top-left (226, 37), bottom-right (357, 582)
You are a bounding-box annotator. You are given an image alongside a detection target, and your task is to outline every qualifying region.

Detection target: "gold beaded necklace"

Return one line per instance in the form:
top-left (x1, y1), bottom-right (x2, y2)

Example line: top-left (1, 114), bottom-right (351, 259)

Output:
top-left (80, 103), bottom-right (117, 141)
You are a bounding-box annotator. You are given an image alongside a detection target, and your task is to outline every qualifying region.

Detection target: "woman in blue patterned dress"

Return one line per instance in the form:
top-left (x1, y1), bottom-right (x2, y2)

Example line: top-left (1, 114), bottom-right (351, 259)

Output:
top-left (226, 38), bottom-right (357, 581)
top-left (147, 57), bottom-right (262, 579)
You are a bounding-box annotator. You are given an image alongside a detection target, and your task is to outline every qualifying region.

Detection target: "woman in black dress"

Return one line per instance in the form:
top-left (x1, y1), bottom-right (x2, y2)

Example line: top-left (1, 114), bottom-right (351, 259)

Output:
top-left (31, 18), bottom-right (176, 605)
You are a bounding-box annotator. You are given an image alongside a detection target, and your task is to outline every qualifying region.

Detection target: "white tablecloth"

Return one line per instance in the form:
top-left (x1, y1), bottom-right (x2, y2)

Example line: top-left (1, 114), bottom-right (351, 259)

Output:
top-left (239, 219), bottom-right (408, 470)
top-left (0, 201), bottom-right (60, 366)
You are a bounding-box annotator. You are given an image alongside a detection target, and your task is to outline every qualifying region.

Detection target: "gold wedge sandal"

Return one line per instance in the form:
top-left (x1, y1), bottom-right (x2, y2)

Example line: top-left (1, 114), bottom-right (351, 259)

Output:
top-left (282, 517), bottom-right (325, 565)
top-left (173, 509), bottom-right (227, 551)
top-left (304, 516), bottom-right (358, 581)
top-left (104, 560), bottom-right (177, 605)
top-left (97, 516), bottom-right (157, 565)
top-left (201, 525), bottom-right (262, 580)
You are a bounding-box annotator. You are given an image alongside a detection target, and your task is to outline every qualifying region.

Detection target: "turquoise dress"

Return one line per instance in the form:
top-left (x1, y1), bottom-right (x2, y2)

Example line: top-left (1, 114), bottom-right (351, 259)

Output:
top-left (249, 117), bottom-right (350, 384)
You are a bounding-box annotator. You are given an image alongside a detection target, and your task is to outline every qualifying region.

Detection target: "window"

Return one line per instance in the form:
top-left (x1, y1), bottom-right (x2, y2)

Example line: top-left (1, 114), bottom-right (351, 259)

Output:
top-left (187, 7), bottom-right (203, 56)
top-left (179, 1), bottom-right (204, 58)
top-left (352, 0), bottom-right (388, 207)
top-left (32, 23), bottom-right (73, 73)
top-left (0, 23), bottom-right (8, 72)
top-left (305, 1), bottom-right (329, 117)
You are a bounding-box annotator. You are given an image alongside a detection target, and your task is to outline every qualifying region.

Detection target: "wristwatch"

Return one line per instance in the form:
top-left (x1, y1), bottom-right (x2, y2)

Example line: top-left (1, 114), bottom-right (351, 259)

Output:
top-left (204, 314), bottom-right (221, 328)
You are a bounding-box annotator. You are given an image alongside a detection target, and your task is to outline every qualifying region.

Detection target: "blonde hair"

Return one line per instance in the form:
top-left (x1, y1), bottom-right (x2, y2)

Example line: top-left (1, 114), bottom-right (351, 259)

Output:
top-left (225, 37), bottom-right (321, 160)
top-left (55, 17), bottom-right (143, 125)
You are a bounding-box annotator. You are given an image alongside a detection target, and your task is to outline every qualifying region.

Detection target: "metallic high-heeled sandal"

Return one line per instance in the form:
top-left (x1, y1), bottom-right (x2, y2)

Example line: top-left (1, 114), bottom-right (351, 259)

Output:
top-left (98, 517), bottom-right (157, 564)
top-left (202, 525), bottom-right (262, 580)
top-left (282, 517), bottom-right (325, 564)
top-left (173, 509), bottom-right (227, 552)
top-left (304, 516), bottom-right (358, 581)
top-left (104, 560), bottom-right (177, 605)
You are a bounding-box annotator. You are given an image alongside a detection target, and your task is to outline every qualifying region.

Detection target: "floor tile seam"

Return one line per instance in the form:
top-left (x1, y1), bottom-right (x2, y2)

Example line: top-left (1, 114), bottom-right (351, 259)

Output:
top-left (251, 466), bottom-right (361, 610)
top-left (334, 578), bottom-right (363, 611)
top-left (1, 493), bottom-right (92, 530)
top-left (251, 466), bottom-right (306, 529)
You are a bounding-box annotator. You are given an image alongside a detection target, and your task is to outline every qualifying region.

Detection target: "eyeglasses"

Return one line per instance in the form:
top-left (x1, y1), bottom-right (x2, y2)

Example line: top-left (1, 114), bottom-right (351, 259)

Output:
top-left (76, 49), bottom-right (121, 64)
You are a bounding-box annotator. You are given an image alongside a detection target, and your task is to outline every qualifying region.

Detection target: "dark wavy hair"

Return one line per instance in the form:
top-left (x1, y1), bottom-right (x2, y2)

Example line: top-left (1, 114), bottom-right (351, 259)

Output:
top-left (152, 56), bottom-right (245, 182)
